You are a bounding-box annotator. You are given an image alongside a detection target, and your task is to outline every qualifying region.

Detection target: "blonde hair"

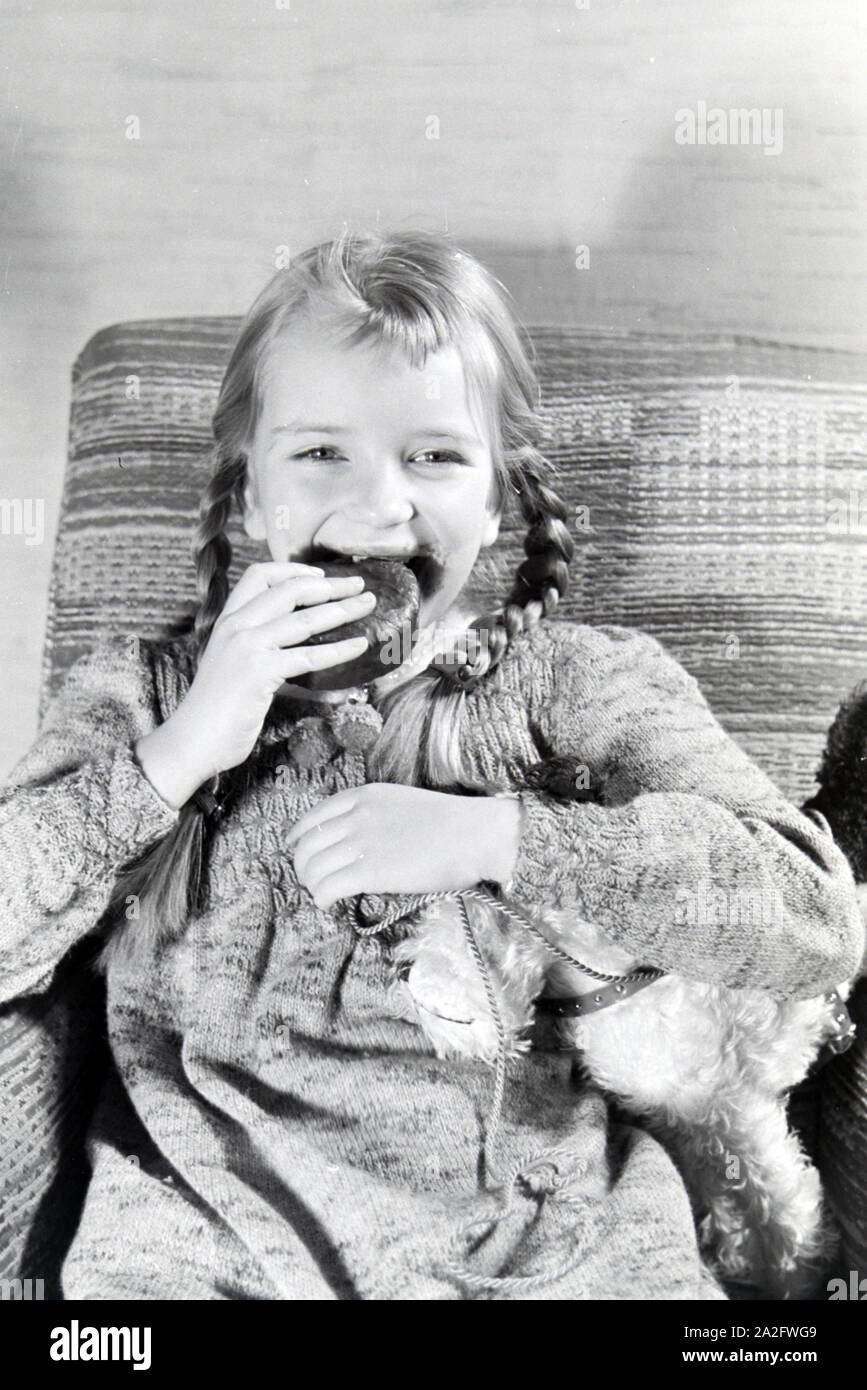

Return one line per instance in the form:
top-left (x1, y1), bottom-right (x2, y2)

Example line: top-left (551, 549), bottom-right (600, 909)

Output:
top-left (99, 227), bottom-right (573, 972)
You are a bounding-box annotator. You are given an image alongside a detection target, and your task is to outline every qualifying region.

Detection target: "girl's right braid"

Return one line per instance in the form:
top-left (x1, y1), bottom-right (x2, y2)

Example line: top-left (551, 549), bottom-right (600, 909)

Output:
top-left (192, 453), bottom-right (247, 659)
top-left (98, 452), bottom-right (249, 973)
top-left (184, 453), bottom-right (248, 819)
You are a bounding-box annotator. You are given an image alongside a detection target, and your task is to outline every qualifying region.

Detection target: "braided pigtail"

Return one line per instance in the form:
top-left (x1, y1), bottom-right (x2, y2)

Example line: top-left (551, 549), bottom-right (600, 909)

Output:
top-left (192, 455), bottom-right (246, 658)
top-left (97, 453), bottom-right (247, 975)
top-left (430, 447), bottom-right (574, 691)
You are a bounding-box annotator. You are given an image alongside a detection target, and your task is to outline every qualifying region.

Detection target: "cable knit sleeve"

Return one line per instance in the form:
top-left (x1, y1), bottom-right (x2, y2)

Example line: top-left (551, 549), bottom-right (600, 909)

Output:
top-left (0, 635), bottom-right (183, 1002)
top-left (507, 622), bottom-right (865, 999)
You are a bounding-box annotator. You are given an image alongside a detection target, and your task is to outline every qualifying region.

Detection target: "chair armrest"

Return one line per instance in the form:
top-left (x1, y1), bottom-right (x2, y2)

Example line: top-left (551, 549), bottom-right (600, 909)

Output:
top-left (0, 939), bottom-right (108, 1297)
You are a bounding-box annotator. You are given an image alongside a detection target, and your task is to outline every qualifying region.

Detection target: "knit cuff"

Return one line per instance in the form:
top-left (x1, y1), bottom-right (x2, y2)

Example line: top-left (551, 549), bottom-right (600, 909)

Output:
top-left (0, 740), bottom-right (181, 1005)
top-left (91, 740), bottom-right (181, 866)
top-left (510, 791), bottom-right (601, 908)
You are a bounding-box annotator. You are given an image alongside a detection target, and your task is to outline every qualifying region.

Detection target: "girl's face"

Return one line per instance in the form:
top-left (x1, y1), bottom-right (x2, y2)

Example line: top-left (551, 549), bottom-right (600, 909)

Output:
top-left (242, 321), bottom-right (501, 630)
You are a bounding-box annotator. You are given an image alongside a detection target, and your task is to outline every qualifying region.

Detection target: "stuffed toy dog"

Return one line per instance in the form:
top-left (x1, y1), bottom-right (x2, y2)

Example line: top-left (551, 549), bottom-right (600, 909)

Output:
top-left (388, 755), bottom-right (857, 1300)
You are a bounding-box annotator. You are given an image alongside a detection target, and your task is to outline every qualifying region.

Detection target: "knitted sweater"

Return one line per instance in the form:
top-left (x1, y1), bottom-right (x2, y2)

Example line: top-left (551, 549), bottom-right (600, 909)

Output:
top-left (0, 620), bottom-right (862, 1301)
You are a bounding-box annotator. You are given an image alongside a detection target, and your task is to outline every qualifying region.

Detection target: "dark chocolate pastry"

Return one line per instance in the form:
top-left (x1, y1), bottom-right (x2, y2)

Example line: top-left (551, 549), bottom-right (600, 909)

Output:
top-left (306, 557), bottom-right (421, 688)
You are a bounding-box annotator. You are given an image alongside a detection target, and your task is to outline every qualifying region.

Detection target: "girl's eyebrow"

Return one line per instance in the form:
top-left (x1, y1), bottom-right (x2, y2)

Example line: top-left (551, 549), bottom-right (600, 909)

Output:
top-left (270, 421), bottom-right (349, 441)
top-left (269, 423), bottom-right (483, 448)
top-left (410, 429), bottom-right (484, 448)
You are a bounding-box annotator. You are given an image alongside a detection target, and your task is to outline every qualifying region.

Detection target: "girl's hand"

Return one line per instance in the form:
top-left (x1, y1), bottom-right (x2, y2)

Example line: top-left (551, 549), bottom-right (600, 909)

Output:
top-left (286, 784), bottom-right (524, 909)
top-left (136, 562), bottom-right (377, 804)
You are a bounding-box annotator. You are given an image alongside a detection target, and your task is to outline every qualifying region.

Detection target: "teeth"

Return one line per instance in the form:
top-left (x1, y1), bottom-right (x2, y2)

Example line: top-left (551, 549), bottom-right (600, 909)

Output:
top-left (350, 553), bottom-right (415, 563)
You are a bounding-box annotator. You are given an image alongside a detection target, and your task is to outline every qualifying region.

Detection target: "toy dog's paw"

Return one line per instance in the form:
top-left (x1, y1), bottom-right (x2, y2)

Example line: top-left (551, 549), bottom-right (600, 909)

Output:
top-left (390, 917), bottom-right (502, 1061)
top-left (388, 895), bottom-right (546, 1063)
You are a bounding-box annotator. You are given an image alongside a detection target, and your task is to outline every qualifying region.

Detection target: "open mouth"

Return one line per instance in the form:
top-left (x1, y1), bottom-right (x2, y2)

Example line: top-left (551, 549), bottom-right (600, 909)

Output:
top-left (307, 545), bottom-right (443, 598)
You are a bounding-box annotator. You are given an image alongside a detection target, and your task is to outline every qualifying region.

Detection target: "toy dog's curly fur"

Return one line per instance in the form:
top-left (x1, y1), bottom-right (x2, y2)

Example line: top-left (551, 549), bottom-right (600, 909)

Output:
top-left (388, 726), bottom-right (867, 1301)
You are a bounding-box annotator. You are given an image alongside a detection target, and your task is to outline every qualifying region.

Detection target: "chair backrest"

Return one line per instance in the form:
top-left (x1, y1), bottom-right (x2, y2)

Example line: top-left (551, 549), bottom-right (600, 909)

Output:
top-left (44, 319), bottom-right (867, 804)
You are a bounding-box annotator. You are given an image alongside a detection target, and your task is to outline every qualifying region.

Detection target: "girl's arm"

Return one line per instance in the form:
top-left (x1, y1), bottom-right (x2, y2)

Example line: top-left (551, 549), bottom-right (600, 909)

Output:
top-left (0, 635), bottom-right (182, 1002)
top-left (508, 622), bottom-right (865, 999)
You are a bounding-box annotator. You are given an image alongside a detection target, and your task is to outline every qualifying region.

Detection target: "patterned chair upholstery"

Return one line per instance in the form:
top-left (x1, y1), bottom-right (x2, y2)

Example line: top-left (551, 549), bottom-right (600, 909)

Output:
top-left (2, 319), bottom-right (866, 1296)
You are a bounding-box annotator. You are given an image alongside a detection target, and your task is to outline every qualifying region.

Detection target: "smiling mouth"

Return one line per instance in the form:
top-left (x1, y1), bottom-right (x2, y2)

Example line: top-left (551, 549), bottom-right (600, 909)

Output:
top-left (307, 545), bottom-right (443, 598)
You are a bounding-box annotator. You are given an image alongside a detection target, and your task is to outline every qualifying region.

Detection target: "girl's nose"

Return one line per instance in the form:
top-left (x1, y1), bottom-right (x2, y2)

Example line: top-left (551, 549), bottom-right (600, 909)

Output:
top-left (342, 460), bottom-right (415, 527)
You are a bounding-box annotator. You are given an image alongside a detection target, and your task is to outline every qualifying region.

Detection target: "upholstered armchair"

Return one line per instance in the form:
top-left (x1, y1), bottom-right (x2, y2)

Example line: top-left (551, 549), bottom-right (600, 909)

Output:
top-left (2, 320), bottom-right (865, 1297)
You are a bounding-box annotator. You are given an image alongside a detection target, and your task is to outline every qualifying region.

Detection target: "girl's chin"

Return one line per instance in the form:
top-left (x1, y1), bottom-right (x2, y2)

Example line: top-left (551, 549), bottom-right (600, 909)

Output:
top-left (417, 571), bottom-right (472, 626)
top-left (416, 596), bottom-right (443, 630)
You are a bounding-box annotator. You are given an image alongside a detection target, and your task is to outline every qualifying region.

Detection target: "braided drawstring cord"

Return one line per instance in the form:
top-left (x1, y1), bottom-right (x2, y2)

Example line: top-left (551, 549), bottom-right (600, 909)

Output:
top-left (440, 1146), bottom-right (598, 1295)
top-left (353, 884), bottom-right (651, 1294)
top-left (355, 884), bottom-right (663, 986)
top-left (461, 886), bottom-right (665, 988)
top-left (454, 893), bottom-right (509, 1183)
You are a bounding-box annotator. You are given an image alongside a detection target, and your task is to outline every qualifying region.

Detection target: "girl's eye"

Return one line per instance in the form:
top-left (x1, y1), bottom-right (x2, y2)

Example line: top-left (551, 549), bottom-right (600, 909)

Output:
top-left (296, 447), bottom-right (344, 462)
top-left (412, 450), bottom-right (465, 466)
top-left (295, 447), bottom-right (465, 467)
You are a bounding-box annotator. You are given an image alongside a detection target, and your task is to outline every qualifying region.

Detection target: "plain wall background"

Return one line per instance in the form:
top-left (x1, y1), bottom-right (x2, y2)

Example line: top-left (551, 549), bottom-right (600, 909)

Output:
top-left (1, 0), bottom-right (864, 778)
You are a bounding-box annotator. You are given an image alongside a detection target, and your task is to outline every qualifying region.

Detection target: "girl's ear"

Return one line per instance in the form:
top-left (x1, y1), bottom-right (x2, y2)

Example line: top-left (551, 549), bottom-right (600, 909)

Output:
top-left (242, 470), bottom-right (268, 541)
top-left (481, 508), bottom-right (501, 549)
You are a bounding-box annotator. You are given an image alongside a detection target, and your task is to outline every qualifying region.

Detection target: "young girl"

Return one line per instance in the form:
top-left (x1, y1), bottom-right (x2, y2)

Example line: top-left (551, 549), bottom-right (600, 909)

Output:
top-left (1, 229), bottom-right (862, 1301)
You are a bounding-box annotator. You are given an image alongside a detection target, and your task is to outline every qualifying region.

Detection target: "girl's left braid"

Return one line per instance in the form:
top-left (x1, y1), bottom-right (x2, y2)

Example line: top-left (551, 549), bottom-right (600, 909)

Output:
top-left (502, 452), bottom-right (574, 634)
top-left (433, 450), bottom-right (574, 689)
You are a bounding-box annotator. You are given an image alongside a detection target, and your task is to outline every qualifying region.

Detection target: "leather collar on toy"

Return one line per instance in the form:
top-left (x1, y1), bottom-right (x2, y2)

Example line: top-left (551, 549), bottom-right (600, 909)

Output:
top-left (536, 971), bottom-right (663, 1017)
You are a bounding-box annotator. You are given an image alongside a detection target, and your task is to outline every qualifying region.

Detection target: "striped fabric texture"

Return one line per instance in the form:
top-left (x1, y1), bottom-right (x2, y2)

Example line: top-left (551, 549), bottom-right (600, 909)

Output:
top-left (45, 320), bottom-right (867, 806)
